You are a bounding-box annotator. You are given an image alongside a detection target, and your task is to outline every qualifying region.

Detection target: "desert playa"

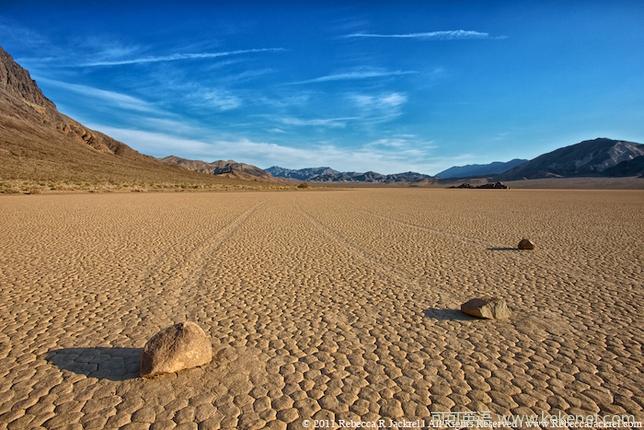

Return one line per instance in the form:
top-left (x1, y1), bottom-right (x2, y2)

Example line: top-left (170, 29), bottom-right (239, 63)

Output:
top-left (0, 188), bottom-right (642, 429)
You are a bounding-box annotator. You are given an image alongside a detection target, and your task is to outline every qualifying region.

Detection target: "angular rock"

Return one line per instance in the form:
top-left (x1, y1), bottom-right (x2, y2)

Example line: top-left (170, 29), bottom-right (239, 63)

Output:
top-left (478, 181), bottom-right (509, 189)
top-left (140, 321), bottom-right (212, 377)
top-left (461, 297), bottom-right (511, 320)
top-left (518, 239), bottom-right (535, 250)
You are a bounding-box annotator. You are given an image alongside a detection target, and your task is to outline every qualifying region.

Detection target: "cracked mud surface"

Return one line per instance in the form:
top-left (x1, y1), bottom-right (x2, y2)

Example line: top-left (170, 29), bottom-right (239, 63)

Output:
top-left (0, 189), bottom-right (642, 429)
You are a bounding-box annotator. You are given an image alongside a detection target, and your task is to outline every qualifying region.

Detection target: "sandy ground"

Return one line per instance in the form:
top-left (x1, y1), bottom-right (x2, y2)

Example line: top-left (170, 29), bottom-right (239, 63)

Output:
top-left (0, 189), bottom-right (642, 429)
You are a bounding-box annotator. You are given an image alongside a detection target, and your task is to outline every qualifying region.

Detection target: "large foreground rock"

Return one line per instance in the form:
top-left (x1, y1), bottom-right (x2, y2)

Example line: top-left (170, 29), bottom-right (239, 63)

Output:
top-left (140, 321), bottom-right (212, 377)
top-left (461, 297), bottom-right (511, 320)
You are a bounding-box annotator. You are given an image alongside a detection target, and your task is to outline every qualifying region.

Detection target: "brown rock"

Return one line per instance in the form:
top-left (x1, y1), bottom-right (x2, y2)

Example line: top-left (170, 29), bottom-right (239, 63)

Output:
top-left (518, 239), bottom-right (535, 250)
top-left (140, 321), bottom-right (212, 377)
top-left (461, 297), bottom-right (511, 320)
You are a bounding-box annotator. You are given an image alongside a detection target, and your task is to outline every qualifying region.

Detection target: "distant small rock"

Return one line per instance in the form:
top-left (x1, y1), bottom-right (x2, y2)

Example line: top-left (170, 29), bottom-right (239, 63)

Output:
top-left (451, 183), bottom-right (473, 188)
top-left (518, 239), bottom-right (535, 250)
top-left (140, 321), bottom-right (212, 378)
top-left (461, 297), bottom-right (511, 319)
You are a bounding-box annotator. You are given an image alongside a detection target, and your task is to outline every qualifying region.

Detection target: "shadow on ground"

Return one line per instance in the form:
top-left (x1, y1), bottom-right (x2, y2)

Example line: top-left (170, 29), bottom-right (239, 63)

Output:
top-left (423, 308), bottom-right (476, 321)
top-left (46, 347), bottom-right (141, 381)
top-left (487, 246), bottom-right (520, 252)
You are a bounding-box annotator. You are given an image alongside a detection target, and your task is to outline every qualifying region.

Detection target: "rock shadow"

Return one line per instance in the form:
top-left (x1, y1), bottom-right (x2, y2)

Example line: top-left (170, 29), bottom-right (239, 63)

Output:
top-left (487, 246), bottom-right (520, 252)
top-left (46, 347), bottom-right (141, 381)
top-left (423, 308), bottom-right (476, 321)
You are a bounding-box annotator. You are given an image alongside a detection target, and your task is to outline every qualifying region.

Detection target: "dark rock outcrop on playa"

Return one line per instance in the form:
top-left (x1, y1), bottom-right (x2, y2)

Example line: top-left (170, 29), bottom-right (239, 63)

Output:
top-left (450, 182), bottom-right (509, 189)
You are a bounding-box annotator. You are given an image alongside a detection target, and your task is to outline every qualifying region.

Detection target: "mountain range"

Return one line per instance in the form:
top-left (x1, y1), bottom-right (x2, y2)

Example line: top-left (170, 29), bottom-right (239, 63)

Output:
top-left (266, 138), bottom-right (643, 182)
top-left (265, 166), bottom-right (432, 183)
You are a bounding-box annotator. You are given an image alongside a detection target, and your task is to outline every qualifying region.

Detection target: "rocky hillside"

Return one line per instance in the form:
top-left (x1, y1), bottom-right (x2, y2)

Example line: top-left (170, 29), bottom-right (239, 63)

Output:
top-left (501, 138), bottom-right (644, 179)
top-left (0, 47), bottom-right (274, 192)
top-left (161, 156), bottom-right (274, 181)
top-left (266, 166), bottom-right (433, 183)
top-left (0, 48), bottom-right (144, 159)
top-left (436, 159), bottom-right (528, 179)
top-left (265, 166), bottom-right (339, 181)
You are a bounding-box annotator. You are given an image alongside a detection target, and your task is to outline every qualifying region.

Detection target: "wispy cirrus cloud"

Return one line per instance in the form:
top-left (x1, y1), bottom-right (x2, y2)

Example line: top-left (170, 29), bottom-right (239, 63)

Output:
top-left (278, 116), bottom-right (359, 128)
top-left (366, 134), bottom-right (435, 151)
top-left (198, 89), bottom-right (242, 111)
top-left (345, 92), bottom-right (408, 124)
top-left (0, 19), bottom-right (50, 49)
top-left (343, 30), bottom-right (504, 40)
top-left (348, 92), bottom-right (407, 109)
top-left (286, 68), bottom-right (417, 85)
top-left (268, 92), bottom-right (408, 130)
top-left (76, 47), bottom-right (286, 67)
top-left (35, 77), bottom-right (163, 114)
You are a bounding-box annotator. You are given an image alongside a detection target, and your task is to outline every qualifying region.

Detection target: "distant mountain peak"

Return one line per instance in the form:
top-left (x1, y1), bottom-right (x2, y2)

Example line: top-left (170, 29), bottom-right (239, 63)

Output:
top-left (501, 138), bottom-right (644, 179)
top-left (0, 47), bottom-right (56, 111)
top-left (161, 155), bottom-right (274, 181)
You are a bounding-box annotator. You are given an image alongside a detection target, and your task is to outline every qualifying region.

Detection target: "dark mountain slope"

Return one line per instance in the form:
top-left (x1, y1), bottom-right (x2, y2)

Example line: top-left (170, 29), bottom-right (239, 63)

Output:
top-left (603, 155), bottom-right (644, 177)
top-left (501, 138), bottom-right (644, 180)
top-left (436, 159), bottom-right (528, 179)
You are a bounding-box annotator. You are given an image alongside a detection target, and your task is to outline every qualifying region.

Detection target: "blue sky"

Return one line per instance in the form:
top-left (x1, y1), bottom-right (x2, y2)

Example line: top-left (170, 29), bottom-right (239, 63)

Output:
top-left (1, 1), bottom-right (643, 174)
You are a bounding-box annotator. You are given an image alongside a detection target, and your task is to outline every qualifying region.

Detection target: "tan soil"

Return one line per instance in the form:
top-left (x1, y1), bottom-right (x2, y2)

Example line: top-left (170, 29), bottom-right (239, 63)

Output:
top-left (0, 189), bottom-right (642, 429)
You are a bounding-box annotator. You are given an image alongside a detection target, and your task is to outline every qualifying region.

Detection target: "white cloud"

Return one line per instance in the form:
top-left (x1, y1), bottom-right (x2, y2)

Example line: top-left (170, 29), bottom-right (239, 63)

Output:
top-left (77, 48), bottom-right (286, 67)
top-left (368, 137), bottom-right (423, 149)
top-left (218, 68), bottom-right (275, 83)
top-left (343, 30), bottom-right (502, 40)
top-left (35, 77), bottom-right (163, 114)
top-left (0, 19), bottom-right (51, 50)
top-left (287, 68), bottom-right (417, 85)
top-left (380, 93), bottom-right (407, 107)
top-left (87, 125), bottom-right (321, 164)
top-left (135, 117), bottom-right (207, 136)
top-left (87, 125), bottom-right (466, 174)
top-left (349, 92), bottom-right (407, 109)
top-left (346, 92), bottom-right (408, 123)
top-left (200, 89), bottom-right (242, 111)
top-left (278, 116), bottom-right (359, 128)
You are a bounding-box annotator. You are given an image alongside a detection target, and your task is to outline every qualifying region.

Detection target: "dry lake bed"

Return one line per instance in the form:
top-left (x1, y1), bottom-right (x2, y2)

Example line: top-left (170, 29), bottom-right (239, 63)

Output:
top-left (0, 189), bottom-right (642, 429)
